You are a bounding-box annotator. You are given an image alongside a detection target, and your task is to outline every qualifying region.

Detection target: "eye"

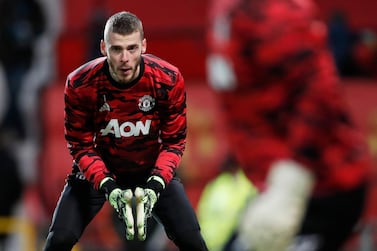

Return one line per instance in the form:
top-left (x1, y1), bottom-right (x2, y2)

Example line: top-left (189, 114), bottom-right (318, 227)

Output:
top-left (128, 45), bottom-right (139, 52)
top-left (110, 46), bottom-right (123, 53)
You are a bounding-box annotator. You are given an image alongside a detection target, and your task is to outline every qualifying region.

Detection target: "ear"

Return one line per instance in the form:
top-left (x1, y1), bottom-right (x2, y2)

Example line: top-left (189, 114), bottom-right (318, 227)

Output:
top-left (100, 40), bottom-right (107, 56)
top-left (141, 38), bottom-right (147, 54)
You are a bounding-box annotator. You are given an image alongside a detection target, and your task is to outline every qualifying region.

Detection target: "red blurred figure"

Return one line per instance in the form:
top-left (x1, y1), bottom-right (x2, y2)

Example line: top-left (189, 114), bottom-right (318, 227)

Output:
top-left (207, 0), bottom-right (372, 250)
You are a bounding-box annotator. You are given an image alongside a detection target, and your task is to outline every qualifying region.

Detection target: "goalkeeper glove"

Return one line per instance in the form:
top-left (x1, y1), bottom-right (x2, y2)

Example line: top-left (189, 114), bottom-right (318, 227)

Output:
top-left (100, 177), bottom-right (135, 240)
top-left (135, 175), bottom-right (165, 240)
top-left (236, 160), bottom-right (314, 251)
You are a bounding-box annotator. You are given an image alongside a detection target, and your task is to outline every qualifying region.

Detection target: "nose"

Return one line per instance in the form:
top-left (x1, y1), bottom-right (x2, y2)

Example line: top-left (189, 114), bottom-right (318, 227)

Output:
top-left (121, 50), bottom-right (129, 62)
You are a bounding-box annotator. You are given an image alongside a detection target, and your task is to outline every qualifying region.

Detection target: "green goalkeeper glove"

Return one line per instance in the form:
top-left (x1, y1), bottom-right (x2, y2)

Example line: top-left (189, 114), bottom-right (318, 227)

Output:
top-left (100, 177), bottom-right (135, 240)
top-left (135, 175), bottom-right (165, 240)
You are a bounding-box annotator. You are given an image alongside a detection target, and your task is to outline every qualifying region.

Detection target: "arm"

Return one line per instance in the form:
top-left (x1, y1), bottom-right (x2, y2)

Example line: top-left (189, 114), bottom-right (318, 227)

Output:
top-left (64, 77), bottom-right (112, 189)
top-left (236, 160), bottom-right (314, 251)
top-left (150, 71), bottom-right (187, 189)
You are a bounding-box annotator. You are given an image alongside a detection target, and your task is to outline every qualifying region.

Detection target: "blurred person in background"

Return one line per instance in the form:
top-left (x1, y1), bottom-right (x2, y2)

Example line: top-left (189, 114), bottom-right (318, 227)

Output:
top-left (352, 28), bottom-right (377, 78)
top-left (0, 0), bottom-right (46, 141)
top-left (0, 0), bottom-right (48, 249)
top-left (42, 11), bottom-right (208, 251)
top-left (197, 154), bottom-right (256, 251)
top-left (0, 63), bottom-right (24, 250)
top-left (0, 144), bottom-right (23, 250)
top-left (87, 0), bottom-right (109, 61)
top-left (207, 0), bottom-right (372, 250)
top-left (327, 10), bottom-right (358, 77)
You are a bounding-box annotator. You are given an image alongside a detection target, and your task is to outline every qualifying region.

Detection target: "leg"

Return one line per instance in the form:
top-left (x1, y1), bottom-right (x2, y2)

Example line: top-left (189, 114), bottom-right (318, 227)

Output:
top-left (154, 177), bottom-right (208, 251)
top-left (292, 184), bottom-right (367, 251)
top-left (42, 174), bottom-right (106, 251)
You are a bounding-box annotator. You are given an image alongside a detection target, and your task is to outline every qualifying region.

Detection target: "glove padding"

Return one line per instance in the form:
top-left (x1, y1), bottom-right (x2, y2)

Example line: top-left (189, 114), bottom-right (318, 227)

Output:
top-left (134, 187), bottom-right (158, 240)
top-left (100, 177), bottom-right (135, 240)
top-left (236, 160), bottom-right (314, 251)
top-left (135, 175), bottom-right (165, 240)
top-left (143, 188), bottom-right (158, 217)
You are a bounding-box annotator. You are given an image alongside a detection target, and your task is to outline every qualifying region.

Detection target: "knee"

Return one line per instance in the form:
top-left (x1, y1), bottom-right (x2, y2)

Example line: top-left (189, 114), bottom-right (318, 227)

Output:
top-left (43, 229), bottom-right (77, 251)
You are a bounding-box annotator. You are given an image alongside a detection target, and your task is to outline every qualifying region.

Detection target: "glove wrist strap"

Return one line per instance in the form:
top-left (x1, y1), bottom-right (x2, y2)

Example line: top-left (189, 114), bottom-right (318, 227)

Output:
top-left (146, 175), bottom-right (165, 194)
top-left (99, 177), bottom-right (118, 195)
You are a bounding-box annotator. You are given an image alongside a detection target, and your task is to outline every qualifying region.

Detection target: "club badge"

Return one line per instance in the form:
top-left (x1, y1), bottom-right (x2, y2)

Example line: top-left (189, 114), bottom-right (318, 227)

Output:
top-left (138, 95), bottom-right (155, 112)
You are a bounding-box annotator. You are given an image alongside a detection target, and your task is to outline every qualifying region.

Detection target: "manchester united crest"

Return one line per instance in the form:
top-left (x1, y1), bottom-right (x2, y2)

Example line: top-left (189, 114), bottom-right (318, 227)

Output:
top-left (138, 95), bottom-right (155, 112)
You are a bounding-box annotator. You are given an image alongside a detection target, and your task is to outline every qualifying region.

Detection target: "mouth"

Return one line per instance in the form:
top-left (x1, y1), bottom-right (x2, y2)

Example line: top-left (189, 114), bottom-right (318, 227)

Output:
top-left (120, 67), bottom-right (131, 75)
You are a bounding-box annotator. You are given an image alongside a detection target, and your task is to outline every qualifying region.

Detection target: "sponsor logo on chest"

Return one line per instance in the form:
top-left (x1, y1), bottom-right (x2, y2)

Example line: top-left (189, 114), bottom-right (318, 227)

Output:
top-left (100, 119), bottom-right (151, 138)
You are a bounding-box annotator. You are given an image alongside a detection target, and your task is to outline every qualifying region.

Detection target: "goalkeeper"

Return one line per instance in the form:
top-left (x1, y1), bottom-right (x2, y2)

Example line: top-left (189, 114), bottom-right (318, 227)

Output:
top-left (42, 11), bottom-right (208, 251)
top-left (207, 0), bottom-right (372, 250)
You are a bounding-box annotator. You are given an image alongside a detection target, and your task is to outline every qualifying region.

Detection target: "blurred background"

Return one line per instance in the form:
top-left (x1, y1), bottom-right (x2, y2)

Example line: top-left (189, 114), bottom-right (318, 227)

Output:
top-left (0, 0), bottom-right (377, 250)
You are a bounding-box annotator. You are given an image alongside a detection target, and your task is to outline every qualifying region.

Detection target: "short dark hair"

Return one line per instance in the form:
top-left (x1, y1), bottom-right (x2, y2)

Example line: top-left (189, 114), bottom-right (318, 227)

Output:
top-left (104, 11), bottom-right (144, 42)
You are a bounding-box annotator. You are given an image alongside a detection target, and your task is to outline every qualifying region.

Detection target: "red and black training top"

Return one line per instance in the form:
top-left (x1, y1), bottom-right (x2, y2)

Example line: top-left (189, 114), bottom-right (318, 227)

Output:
top-left (64, 54), bottom-right (187, 189)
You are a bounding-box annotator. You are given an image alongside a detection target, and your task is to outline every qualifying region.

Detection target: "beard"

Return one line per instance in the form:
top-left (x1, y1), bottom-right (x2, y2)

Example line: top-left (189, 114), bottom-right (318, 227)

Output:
top-left (108, 60), bottom-right (140, 84)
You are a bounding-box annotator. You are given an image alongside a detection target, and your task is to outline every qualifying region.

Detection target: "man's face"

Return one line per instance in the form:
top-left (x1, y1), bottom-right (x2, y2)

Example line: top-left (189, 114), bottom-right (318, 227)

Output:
top-left (101, 31), bottom-right (146, 84)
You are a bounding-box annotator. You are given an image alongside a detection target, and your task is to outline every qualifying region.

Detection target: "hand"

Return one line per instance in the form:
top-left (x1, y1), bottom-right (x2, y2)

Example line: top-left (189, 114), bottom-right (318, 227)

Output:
top-left (236, 160), bottom-right (314, 251)
top-left (143, 188), bottom-right (158, 217)
top-left (100, 177), bottom-right (135, 240)
top-left (134, 175), bottom-right (165, 241)
top-left (134, 187), bottom-right (158, 241)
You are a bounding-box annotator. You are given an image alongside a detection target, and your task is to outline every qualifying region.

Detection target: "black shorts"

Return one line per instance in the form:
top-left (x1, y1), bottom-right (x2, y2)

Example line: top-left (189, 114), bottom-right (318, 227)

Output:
top-left (44, 174), bottom-right (208, 251)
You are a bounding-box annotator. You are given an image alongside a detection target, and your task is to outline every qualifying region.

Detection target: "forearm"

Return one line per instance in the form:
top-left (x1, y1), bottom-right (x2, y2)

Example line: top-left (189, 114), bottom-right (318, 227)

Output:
top-left (153, 148), bottom-right (183, 184)
top-left (75, 151), bottom-right (112, 189)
